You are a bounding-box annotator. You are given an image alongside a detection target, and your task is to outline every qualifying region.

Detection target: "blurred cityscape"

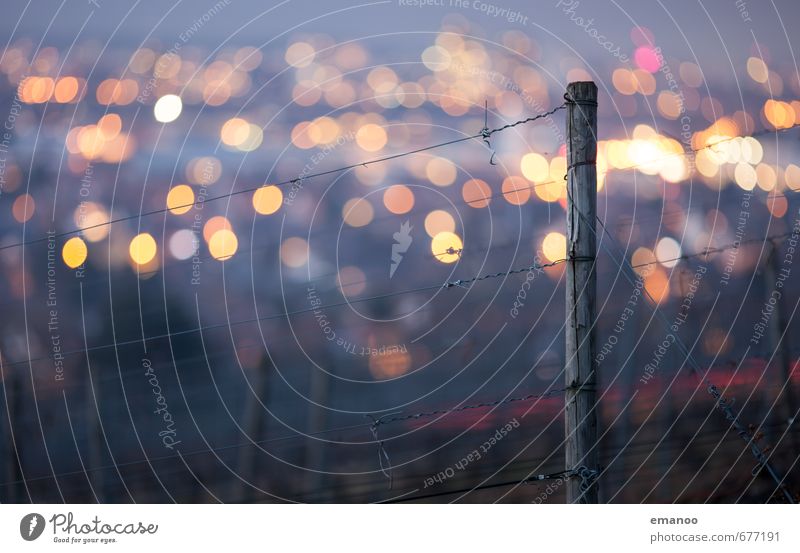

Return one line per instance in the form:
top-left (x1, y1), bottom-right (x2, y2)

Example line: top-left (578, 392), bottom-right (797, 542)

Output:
top-left (1, 0), bottom-right (799, 502)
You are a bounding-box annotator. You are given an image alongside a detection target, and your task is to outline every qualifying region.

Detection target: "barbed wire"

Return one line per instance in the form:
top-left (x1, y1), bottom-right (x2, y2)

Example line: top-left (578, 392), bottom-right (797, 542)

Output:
top-left (3, 370), bottom-right (795, 497)
top-left (589, 209), bottom-right (796, 503)
top-left (629, 232), bottom-right (793, 269)
top-left (442, 258), bottom-right (566, 289)
top-left (15, 422), bottom-right (786, 502)
top-left (0, 106), bottom-right (568, 254)
top-left (0, 227), bottom-right (531, 316)
top-left (386, 121), bottom-right (800, 206)
top-left (5, 412), bottom-right (794, 497)
top-left (3, 224), bottom-right (795, 372)
top-left (0, 190), bottom-right (785, 325)
top-left (367, 384), bottom-right (569, 488)
top-left (4, 101), bottom-right (800, 503)
top-left (0, 118), bottom-right (793, 308)
top-left (0, 220), bottom-right (792, 388)
top-left (0, 256), bottom-right (569, 371)
top-left (0, 383), bottom-right (567, 489)
top-left (381, 465), bottom-right (597, 503)
top-left (5, 113), bottom-right (797, 261)
top-left (370, 386), bottom-right (568, 428)
top-left (484, 105), bottom-right (567, 138)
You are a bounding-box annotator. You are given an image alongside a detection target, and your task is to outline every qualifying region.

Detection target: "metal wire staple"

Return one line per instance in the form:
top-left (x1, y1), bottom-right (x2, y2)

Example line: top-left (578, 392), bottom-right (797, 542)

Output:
top-left (366, 412), bottom-right (401, 489)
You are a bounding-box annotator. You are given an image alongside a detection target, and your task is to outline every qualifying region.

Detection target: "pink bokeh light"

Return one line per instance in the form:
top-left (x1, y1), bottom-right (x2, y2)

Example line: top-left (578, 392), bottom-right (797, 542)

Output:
top-left (635, 46), bottom-right (662, 72)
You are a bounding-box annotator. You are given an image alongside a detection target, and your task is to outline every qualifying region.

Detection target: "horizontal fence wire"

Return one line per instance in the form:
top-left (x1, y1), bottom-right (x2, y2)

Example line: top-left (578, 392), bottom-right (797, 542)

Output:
top-left (0, 105), bottom-right (568, 253)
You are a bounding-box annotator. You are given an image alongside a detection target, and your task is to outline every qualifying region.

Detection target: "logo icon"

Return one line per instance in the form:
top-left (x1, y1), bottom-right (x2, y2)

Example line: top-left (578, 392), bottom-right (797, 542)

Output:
top-left (390, 220), bottom-right (413, 278)
top-left (20, 513), bottom-right (45, 541)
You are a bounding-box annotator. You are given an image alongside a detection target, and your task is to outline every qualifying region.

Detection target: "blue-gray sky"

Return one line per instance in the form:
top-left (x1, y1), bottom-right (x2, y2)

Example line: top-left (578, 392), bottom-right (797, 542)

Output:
top-left (4, 0), bottom-right (798, 72)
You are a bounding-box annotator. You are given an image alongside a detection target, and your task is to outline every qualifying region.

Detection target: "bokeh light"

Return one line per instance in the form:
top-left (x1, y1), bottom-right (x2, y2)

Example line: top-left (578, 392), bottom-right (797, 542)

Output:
top-left (203, 216), bottom-right (232, 242)
top-left (129, 233), bottom-right (157, 265)
top-left (502, 176), bottom-right (531, 205)
top-left (252, 185), bottom-right (283, 215)
top-left (356, 123), bottom-right (387, 152)
top-left (280, 237), bottom-right (309, 268)
top-left (425, 157), bottom-right (457, 186)
top-left (186, 156), bottom-right (222, 185)
top-left (337, 266), bottom-right (366, 297)
top-left (644, 267), bottom-right (670, 304)
top-left (166, 185), bottom-right (195, 215)
top-left (12, 194), bottom-right (34, 223)
top-left (62, 237), bottom-right (88, 269)
top-left (424, 210), bottom-right (456, 237)
top-left (208, 229), bottom-right (238, 260)
top-left (542, 232), bottom-right (566, 262)
top-left (521, 153), bottom-right (549, 182)
top-left (655, 237), bottom-right (682, 268)
top-left (631, 247), bottom-right (656, 276)
top-left (342, 198), bottom-right (374, 227)
top-left (462, 178), bottom-right (491, 208)
top-left (153, 94), bottom-right (182, 123)
top-left (169, 229), bottom-right (199, 260)
top-left (383, 185), bottom-right (414, 214)
top-left (368, 348), bottom-right (411, 380)
top-left (431, 231), bottom-right (463, 263)
top-left (75, 202), bottom-right (110, 242)
top-left (285, 42), bottom-right (315, 68)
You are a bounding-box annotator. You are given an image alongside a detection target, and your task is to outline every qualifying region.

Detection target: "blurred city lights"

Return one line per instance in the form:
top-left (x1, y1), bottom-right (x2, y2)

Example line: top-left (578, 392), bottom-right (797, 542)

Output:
top-left (153, 94), bottom-right (182, 123)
